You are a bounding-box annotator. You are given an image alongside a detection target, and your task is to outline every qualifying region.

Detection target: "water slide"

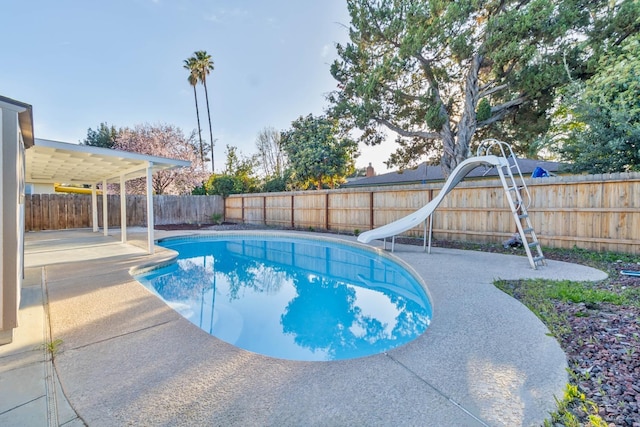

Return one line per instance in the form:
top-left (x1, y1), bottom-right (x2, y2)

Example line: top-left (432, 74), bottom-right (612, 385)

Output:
top-left (357, 155), bottom-right (509, 244)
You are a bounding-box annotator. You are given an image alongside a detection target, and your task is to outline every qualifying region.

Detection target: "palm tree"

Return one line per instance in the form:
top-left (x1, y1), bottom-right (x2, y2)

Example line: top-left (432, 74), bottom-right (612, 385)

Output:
top-left (194, 50), bottom-right (215, 172)
top-left (183, 56), bottom-right (205, 164)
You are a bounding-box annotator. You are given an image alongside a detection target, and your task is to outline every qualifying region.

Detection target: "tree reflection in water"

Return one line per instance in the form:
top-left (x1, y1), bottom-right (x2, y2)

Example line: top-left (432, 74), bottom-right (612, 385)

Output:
top-left (281, 271), bottom-right (430, 360)
top-left (137, 237), bottom-right (431, 361)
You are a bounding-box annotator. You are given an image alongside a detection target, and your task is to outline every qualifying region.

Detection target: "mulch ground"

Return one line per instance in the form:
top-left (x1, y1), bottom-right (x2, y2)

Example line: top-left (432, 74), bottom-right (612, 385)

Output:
top-left (154, 223), bottom-right (640, 426)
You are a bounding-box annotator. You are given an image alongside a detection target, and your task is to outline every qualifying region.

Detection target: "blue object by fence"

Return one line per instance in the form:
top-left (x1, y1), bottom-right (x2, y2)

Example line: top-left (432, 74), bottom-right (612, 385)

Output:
top-left (532, 166), bottom-right (550, 178)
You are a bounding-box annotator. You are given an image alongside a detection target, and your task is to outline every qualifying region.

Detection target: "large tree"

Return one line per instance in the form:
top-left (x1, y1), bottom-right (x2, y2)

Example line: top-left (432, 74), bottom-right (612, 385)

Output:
top-left (281, 114), bottom-right (358, 190)
top-left (183, 56), bottom-right (205, 164)
top-left (206, 145), bottom-right (259, 197)
top-left (559, 33), bottom-right (640, 173)
top-left (115, 123), bottom-right (208, 195)
top-left (329, 0), bottom-right (604, 176)
top-left (255, 126), bottom-right (287, 178)
top-left (82, 122), bottom-right (118, 148)
top-left (194, 50), bottom-right (215, 172)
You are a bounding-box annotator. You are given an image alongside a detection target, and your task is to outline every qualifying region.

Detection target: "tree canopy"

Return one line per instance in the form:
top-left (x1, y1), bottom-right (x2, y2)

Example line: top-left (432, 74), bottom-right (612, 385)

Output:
top-left (281, 114), bottom-right (358, 190)
top-left (255, 126), bottom-right (287, 179)
top-left (82, 122), bottom-right (118, 148)
top-left (115, 123), bottom-right (208, 195)
top-left (183, 56), bottom-right (206, 164)
top-left (559, 33), bottom-right (640, 173)
top-left (205, 145), bottom-right (259, 197)
top-left (329, 0), bottom-right (621, 176)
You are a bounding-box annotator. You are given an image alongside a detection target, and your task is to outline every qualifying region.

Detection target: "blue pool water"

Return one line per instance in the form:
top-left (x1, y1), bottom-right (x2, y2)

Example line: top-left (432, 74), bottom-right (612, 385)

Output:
top-left (135, 235), bottom-right (432, 361)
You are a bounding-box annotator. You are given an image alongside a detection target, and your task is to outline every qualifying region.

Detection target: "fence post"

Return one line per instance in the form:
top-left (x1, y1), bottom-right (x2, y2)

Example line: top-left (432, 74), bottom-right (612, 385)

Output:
top-left (241, 196), bottom-right (245, 224)
top-left (325, 193), bottom-right (330, 231)
top-left (263, 196), bottom-right (267, 225)
top-left (290, 195), bottom-right (295, 229)
top-left (369, 192), bottom-right (374, 230)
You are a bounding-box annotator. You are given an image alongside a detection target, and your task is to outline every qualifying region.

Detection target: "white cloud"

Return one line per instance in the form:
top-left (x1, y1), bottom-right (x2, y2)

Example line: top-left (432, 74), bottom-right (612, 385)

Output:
top-left (204, 13), bottom-right (221, 23)
top-left (321, 44), bottom-right (331, 58)
top-left (265, 17), bottom-right (277, 28)
top-left (204, 8), bottom-right (249, 23)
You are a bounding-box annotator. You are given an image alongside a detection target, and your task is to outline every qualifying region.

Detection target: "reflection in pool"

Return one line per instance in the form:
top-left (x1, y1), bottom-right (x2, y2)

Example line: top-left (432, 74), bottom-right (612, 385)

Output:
top-left (135, 236), bottom-right (432, 361)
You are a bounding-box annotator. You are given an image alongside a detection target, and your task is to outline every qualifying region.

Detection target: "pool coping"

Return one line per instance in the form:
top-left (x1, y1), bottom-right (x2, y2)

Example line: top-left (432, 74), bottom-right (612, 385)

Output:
top-left (23, 229), bottom-right (608, 426)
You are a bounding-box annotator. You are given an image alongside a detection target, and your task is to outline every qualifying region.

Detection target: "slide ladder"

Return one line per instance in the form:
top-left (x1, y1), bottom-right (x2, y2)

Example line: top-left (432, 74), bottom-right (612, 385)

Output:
top-left (478, 139), bottom-right (546, 269)
top-left (357, 139), bottom-right (546, 269)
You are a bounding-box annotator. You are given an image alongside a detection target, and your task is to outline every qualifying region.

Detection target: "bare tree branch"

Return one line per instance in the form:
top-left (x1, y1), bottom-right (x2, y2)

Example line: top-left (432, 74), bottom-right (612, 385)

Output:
top-left (375, 118), bottom-right (441, 140)
top-left (479, 83), bottom-right (509, 98)
top-left (477, 96), bottom-right (528, 126)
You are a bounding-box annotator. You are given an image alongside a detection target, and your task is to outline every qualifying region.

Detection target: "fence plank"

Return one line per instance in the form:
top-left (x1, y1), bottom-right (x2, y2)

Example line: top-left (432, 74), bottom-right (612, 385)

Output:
top-left (25, 194), bottom-right (223, 230)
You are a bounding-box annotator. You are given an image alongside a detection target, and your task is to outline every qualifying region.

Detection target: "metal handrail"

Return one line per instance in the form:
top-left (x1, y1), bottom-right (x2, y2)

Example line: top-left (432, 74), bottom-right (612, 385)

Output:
top-left (476, 139), bottom-right (532, 209)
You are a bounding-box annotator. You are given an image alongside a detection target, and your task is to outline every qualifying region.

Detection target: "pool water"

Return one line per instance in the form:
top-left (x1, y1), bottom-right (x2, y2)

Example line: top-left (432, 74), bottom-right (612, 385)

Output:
top-left (135, 235), bottom-right (432, 361)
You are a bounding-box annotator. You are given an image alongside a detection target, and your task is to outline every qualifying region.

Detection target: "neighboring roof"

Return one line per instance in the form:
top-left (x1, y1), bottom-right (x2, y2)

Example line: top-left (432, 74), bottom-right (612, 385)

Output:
top-left (26, 138), bottom-right (190, 185)
top-left (0, 95), bottom-right (34, 147)
top-left (343, 157), bottom-right (566, 188)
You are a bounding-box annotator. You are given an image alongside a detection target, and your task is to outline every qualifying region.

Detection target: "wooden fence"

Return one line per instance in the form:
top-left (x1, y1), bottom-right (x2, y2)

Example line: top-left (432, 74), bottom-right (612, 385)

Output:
top-left (226, 172), bottom-right (640, 254)
top-left (24, 194), bottom-right (224, 231)
top-left (25, 173), bottom-right (640, 255)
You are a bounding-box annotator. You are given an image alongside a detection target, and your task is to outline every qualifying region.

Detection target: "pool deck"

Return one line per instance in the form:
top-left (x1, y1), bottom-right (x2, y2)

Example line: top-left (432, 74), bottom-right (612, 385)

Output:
top-left (1, 228), bottom-right (608, 426)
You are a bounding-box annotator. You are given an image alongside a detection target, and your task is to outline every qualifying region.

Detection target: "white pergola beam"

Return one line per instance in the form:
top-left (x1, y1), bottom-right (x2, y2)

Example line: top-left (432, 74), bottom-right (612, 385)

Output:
top-left (146, 162), bottom-right (154, 254)
top-left (120, 175), bottom-right (127, 243)
top-left (91, 183), bottom-right (98, 232)
top-left (102, 179), bottom-right (108, 236)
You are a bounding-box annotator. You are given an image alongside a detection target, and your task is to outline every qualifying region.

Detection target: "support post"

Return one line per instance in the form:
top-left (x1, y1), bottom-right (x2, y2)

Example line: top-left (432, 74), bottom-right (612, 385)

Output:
top-left (428, 214), bottom-right (433, 254)
top-left (146, 163), bottom-right (154, 254)
top-left (120, 175), bottom-right (127, 243)
top-left (102, 179), bottom-right (108, 236)
top-left (91, 183), bottom-right (98, 232)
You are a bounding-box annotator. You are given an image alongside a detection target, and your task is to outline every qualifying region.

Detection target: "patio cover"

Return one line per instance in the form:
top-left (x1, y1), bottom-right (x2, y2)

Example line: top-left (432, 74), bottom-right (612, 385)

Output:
top-left (25, 138), bottom-right (190, 253)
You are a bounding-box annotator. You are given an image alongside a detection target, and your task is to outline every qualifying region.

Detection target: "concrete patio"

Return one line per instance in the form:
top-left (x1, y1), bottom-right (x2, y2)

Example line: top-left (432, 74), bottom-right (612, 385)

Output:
top-left (1, 229), bottom-right (608, 426)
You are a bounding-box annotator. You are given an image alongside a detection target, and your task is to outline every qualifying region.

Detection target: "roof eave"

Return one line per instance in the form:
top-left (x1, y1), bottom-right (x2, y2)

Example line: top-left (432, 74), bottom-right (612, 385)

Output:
top-left (0, 95), bottom-right (35, 147)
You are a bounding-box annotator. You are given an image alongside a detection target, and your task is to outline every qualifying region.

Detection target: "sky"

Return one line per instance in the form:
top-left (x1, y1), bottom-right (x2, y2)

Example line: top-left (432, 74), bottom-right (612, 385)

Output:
top-left (2, 0), bottom-right (396, 174)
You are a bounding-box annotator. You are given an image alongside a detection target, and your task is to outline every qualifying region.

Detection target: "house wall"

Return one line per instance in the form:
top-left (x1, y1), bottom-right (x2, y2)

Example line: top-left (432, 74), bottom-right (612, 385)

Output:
top-left (0, 98), bottom-right (32, 345)
top-left (26, 183), bottom-right (56, 194)
top-left (0, 107), bottom-right (20, 344)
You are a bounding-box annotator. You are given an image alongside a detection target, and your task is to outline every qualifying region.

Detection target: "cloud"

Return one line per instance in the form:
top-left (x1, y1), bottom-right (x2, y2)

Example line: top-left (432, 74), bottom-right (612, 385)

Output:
top-left (204, 8), bottom-right (249, 23)
top-left (321, 44), bottom-right (331, 58)
top-left (205, 13), bottom-right (221, 23)
top-left (265, 17), bottom-right (278, 28)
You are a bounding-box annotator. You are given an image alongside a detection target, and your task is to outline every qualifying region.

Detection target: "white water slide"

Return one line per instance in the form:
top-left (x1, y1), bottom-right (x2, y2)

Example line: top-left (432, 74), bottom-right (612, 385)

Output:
top-left (357, 155), bottom-right (509, 245)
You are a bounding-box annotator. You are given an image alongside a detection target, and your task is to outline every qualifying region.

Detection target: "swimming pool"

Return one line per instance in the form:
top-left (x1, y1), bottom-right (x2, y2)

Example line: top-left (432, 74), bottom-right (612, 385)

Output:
top-left (135, 234), bottom-right (432, 361)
